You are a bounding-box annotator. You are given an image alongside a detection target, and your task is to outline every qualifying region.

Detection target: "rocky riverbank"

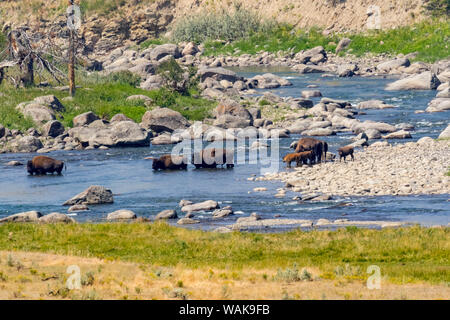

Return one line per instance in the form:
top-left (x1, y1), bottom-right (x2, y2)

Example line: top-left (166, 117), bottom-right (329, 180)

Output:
top-left (258, 138), bottom-right (450, 198)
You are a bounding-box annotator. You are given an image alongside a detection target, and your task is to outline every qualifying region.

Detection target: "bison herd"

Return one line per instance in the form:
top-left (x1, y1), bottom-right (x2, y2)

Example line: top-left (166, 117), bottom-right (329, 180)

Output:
top-left (24, 138), bottom-right (354, 175)
top-left (283, 137), bottom-right (354, 168)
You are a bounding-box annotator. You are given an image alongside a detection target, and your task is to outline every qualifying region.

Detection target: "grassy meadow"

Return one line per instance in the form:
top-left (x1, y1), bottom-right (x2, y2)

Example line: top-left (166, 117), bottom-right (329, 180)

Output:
top-left (201, 20), bottom-right (450, 63)
top-left (0, 223), bottom-right (448, 285)
top-left (0, 71), bottom-right (216, 131)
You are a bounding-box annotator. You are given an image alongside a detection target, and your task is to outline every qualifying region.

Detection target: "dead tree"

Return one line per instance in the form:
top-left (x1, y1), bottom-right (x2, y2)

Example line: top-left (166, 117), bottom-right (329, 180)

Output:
top-left (0, 27), bottom-right (66, 88)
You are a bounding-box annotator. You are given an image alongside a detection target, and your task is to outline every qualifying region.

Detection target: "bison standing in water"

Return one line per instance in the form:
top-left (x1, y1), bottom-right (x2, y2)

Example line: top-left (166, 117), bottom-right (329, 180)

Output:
top-left (192, 148), bottom-right (234, 169)
top-left (147, 154), bottom-right (188, 170)
top-left (294, 137), bottom-right (328, 163)
top-left (27, 156), bottom-right (65, 175)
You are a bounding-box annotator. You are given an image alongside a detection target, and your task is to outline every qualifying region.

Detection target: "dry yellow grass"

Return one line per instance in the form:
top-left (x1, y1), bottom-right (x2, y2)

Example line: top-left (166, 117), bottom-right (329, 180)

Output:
top-left (0, 251), bottom-right (448, 300)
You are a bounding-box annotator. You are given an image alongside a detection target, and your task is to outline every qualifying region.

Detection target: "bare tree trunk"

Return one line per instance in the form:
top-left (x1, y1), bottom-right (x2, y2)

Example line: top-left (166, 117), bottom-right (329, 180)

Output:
top-left (21, 55), bottom-right (34, 87)
top-left (68, 0), bottom-right (75, 96)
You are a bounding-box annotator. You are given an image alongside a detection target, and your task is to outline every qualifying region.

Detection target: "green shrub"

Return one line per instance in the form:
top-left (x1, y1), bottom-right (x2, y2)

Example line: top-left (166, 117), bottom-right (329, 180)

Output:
top-left (156, 58), bottom-right (191, 94)
top-left (423, 0), bottom-right (450, 17)
top-left (108, 70), bottom-right (141, 87)
top-left (171, 3), bottom-right (276, 43)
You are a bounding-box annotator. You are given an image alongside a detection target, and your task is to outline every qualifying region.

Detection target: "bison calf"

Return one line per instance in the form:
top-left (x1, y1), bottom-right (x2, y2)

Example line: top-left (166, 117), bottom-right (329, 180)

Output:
top-left (283, 151), bottom-right (315, 168)
top-left (27, 156), bottom-right (65, 175)
top-left (338, 146), bottom-right (354, 162)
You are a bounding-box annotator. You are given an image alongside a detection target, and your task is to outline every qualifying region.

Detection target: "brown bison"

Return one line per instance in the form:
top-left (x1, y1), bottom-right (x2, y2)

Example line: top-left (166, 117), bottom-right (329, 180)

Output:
top-left (338, 146), bottom-right (354, 162)
top-left (27, 156), bottom-right (65, 175)
top-left (192, 148), bottom-right (234, 169)
top-left (294, 137), bottom-right (328, 163)
top-left (146, 154), bottom-right (188, 170)
top-left (283, 151), bottom-right (315, 168)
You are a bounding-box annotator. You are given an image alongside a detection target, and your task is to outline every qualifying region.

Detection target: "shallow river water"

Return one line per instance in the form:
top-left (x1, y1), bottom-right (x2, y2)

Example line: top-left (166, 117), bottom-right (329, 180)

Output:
top-left (0, 70), bottom-right (449, 230)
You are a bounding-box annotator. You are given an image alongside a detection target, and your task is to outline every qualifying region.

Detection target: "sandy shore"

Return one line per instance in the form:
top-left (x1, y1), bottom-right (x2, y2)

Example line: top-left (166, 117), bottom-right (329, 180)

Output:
top-left (258, 139), bottom-right (450, 197)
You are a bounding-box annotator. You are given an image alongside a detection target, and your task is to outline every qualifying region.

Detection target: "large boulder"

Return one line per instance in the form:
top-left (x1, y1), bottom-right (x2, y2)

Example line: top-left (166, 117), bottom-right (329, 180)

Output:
top-left (301, 90), bottom-right (322, 98)
top-left (149, 44), bottom-right (181, 61)
top-left (106, 209), bottom-right (137, 221)
top-left (198, 67), bottom-right (240, 82)
top-left (295, 46), bottom-right (327, 64)
top-left (73, 111), bottom-right (99, 127)
top-left (107, 121), bottom-right (151, 147)
top-left (335, 38), bottom-right (351, 54)
top-left (155, 209), bottom-right (178, 220)
top-left (33, 95), bottom-right (65, 112)
top-left (357, 100), bottom-right (394, 109)
top-left (140, 75), bottom-right (164, 90)
top-left (438, 124), bottom-right (450, 139)
top-left (42, 120), bottom-right (65, 137)
top-left (63, 185), bottom-right (114, 206)
top-left (301, 128), bottom-right (336, 136)
top-left (11, 136), bottom-right (43, 153)
top-left (386, 71), bottom-right (441, 91)
top-left (215, 100), bottom-right (252, 121)
top-left (425, 98), bottom-right (450, 113)
top-left (181, 200), bottom-right (219, 213)
top-left (151, 133), bottom-right (179, 145)
top-left (213, 115), bottom-right (251, 129)
top-left (141, 108), bottom-right (190, 133)
top-left (182, 42), bottom-right (199, 56)
top-left (352, 121), bottom-right (396, 134)
top-left (21, 104), bottom-right (56, 124)
top-left (69, 121), bottom-right (151, 147)
top-left (436, 87), bottom-right (450, 98)
top-left (250, 73), bottom-right (292, 89)
top-left (382, 130), bottom-right (412, 139)
top-left (0, 211), bottom-right (42, 223)
top-left (39, 213), bottom-right (75, 224)
top-left (377, 58), bottom-right (410, 72)
top-left (294, 64), bottom-right (329, 74)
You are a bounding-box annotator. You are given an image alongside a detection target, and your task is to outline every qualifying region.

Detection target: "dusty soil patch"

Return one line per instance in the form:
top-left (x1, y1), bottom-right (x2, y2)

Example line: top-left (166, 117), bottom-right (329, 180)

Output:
top-left (0, 251), bottom-right (448, 300)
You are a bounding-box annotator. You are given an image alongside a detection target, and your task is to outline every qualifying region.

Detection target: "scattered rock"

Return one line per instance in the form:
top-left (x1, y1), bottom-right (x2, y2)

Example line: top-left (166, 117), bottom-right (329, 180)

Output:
top-left (73, 111), bottom-right (99, 127)
top-left (382, 130), bottom-right (412, 139)
top-left (386, 71), bottom-right (441, 91)
top-left (212, 206), bottom-right (234, 219)
top-left (141, 108), bottom-right (190, 133)
top-left (0, 211), bottom-right (42, 223)
top-left (181, 200), bottom-right (219, 213)
top-left (63, 185), bottom-right (114, 206)
top-left (42, 120), bottom-right (65, 137)
top-left (39, 213), bottom-right (75, 224)
top-left (177, 218), bottom-right (200, 225)
top-left (5, 161), bottom-right (23, 166)
top-left (106, 209), bottom-right (137, 221)
top-left (155, 209), bottom-right (178, 220)
top-left (68, 204), bottom-right (90, 212)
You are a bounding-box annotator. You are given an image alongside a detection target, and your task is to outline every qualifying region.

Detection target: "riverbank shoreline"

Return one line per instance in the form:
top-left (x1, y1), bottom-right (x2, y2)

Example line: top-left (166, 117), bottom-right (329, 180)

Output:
top-left (259, 139), bottom-right (450, 198)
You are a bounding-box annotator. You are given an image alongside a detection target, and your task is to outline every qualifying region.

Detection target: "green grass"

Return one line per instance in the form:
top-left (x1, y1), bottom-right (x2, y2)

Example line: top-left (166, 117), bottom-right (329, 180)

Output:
top-left (203, 20), bottom-right (450, 63)
top-left (203, 25), bottom-right (339, 56)
top-left (0, 73), bottom-right (215, 131)
top-left (0, 223), bottom-right (448, 284)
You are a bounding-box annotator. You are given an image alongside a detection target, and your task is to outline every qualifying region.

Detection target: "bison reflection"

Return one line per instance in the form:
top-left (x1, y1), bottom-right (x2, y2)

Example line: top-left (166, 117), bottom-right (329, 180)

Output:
top-left (27, 156), bottom-right (65, 175)
top-left (192, 148), bottom-right (234, 169)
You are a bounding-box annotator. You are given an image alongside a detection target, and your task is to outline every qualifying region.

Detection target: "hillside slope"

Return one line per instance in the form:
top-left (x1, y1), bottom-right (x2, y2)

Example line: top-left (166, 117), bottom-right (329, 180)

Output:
top-left (0, 0), bottom-right (433, 55)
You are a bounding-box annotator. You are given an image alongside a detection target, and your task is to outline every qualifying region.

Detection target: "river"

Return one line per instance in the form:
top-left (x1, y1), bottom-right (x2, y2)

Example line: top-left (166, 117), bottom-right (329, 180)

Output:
top-left (0, 70), bottom-right (448, 230)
